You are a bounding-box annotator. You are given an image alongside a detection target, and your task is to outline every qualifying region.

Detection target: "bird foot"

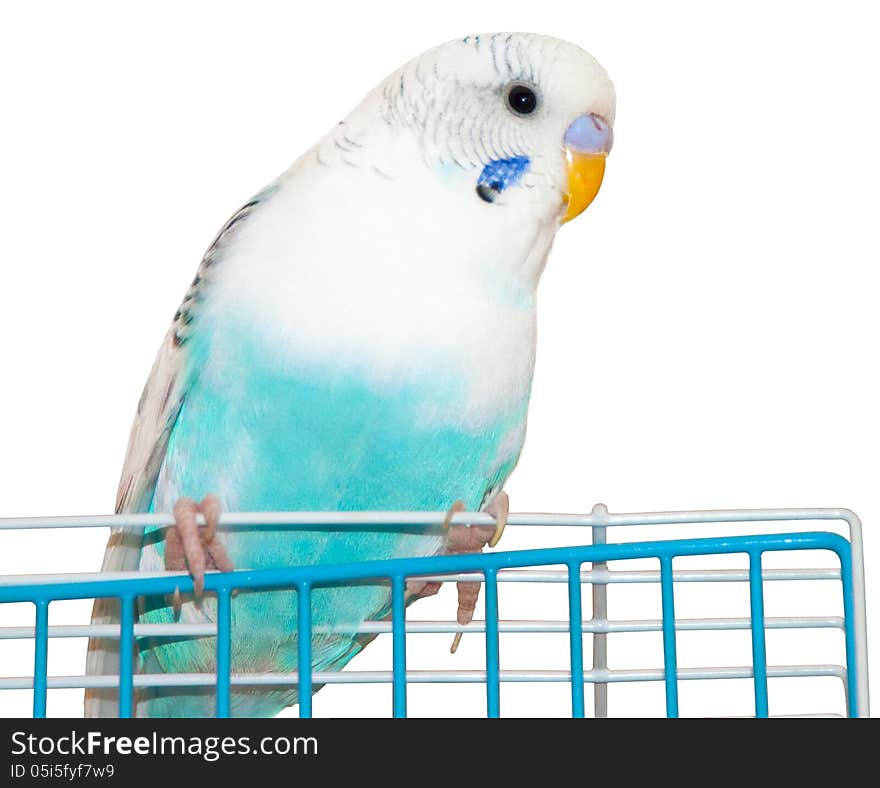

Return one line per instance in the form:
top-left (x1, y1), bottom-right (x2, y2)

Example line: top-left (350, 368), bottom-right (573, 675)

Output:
top-left (448, 491), bottom-right (508, 653)
top-left (164, 494), bottom-right (234, 602)
top-left (404, 494), bottom-right (508, 653)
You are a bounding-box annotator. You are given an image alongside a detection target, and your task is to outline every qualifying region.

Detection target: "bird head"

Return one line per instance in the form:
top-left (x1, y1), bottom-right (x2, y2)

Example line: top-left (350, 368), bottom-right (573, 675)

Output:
top-left (362, 33), bottom-right (615, 228)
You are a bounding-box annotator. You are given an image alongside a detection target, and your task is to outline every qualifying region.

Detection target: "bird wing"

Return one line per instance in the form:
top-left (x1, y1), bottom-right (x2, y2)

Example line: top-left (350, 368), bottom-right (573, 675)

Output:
top-left (84, 194), bottom-right (267, 717)
top-left (83, 328), bottom-right (189, 717)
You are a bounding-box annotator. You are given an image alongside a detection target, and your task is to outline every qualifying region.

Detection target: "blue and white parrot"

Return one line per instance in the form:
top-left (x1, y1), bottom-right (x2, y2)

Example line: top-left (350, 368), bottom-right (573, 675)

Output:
top-left (85, 32), bottom-right (615, 717)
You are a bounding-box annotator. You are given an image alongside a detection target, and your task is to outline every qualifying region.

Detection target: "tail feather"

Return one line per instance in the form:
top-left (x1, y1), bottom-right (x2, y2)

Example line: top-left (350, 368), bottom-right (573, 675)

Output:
top-left (84, 527), bottom-right (144, 718)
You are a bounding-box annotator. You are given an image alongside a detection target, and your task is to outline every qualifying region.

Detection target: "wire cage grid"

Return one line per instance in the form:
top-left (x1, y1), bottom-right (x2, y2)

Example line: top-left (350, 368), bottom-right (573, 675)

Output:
top-left (0, 505), bottom-right (869, 718)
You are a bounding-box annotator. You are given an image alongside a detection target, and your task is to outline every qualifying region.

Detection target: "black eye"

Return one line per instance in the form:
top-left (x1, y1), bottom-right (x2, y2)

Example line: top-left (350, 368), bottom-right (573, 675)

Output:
top-left (507, 84), bottom-right (538, 115)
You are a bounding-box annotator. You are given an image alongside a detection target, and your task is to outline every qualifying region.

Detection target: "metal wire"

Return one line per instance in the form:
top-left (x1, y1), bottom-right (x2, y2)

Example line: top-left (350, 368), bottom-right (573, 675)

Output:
top-left (0, 506), bottom-right (869, 718)
top-left (0, 613), bottom-right (848, 641)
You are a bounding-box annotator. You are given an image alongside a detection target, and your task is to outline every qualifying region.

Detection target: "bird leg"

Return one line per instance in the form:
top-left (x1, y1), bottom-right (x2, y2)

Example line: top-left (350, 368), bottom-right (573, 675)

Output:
top-left (164, 494), bottom-right (234, 602)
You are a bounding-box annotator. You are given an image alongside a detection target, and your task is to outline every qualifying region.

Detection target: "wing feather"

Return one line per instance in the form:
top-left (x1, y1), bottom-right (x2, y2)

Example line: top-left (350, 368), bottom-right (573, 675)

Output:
top-left (84, 329), bottom-right (187, 717)
top-left (84, 193), bottom-right (269, 717)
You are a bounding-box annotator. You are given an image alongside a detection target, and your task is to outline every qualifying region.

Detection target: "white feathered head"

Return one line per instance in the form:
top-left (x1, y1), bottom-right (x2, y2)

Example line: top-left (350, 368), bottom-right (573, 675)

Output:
top-left (333, 33), bottom-right (615, 228)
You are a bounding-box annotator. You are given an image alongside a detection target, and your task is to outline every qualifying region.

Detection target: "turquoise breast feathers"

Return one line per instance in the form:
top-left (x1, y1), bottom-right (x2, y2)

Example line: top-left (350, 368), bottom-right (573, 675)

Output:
top-left (136, 320), bottom-right (529, 716)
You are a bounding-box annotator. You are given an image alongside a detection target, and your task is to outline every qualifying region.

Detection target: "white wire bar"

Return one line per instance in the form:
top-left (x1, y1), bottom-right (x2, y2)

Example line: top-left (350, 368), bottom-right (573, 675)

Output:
top-left (0, 663), bottom-right (849, 691)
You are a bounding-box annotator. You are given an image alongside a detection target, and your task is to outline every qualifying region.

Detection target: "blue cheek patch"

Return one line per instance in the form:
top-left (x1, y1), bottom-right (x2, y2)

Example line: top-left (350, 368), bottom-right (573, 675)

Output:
top-left (476, 156), bottom-right (530, 203)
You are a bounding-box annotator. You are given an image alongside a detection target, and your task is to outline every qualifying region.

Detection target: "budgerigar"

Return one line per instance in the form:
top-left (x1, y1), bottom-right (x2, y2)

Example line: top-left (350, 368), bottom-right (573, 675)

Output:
top-left (85, 32), bottom-right (615, 717)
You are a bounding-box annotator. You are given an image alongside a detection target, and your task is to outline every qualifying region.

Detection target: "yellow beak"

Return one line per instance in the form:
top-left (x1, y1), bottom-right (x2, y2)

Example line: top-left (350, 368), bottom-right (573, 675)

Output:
top-left (562, 149), bottom-right (607, 224)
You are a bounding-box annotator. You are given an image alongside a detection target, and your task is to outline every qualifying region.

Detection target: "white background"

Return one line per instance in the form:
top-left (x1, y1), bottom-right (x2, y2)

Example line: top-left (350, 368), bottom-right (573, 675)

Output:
top-left (0, 1), bottom-right (877, 717)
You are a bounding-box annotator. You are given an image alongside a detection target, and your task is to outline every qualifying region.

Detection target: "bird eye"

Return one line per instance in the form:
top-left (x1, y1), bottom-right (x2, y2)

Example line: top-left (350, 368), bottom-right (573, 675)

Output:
top-left (507, 84), bottom-right (538, 115)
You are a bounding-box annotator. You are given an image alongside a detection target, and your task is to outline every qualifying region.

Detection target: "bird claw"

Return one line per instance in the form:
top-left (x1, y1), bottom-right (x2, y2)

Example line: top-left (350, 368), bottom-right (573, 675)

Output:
top-left (487, 491), bottom-right (508, 548)
top-left (164, 494), bottom-right (234, 598)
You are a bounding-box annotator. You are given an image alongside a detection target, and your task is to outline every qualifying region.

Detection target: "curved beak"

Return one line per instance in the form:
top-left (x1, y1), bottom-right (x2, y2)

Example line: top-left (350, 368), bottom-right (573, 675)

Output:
top-left (562, 113), bottom-right (613, 223)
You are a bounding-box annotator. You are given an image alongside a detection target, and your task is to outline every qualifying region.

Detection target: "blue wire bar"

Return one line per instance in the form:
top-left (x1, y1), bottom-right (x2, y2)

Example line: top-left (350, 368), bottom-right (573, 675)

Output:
top-left (118, 595), bottom-right (135, 718)
top-left (484, 567), bottom-right (500, 718)
top-left (216, 588), bottom-right (232, 718)
top-left (748, 551), bottom-right (769, 717)
top-left (837, 541), bottom-right (858, 715)
top-left (297, 581), bottom-right (312, 718)
top-left (391, 574), bottom-right (407, 718)
top-left (0, 530), bottom-right (859, 718)
top-left (567, 561), bottom-right (585, 718)
top-left (659, 556), bottom-right (679, 717)
top-left (32, 599), bottom-right (48, 718)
